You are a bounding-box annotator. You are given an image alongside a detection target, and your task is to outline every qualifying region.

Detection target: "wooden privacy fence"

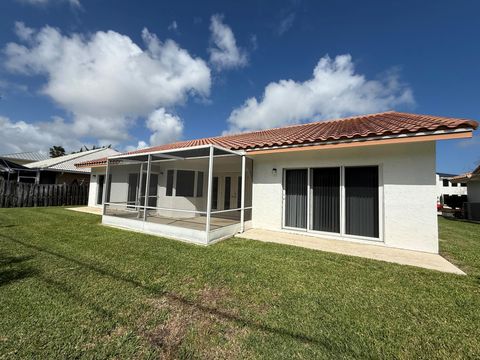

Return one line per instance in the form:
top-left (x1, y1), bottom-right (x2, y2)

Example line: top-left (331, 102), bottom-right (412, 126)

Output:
top-left (0, 178), bottom-right (89, 208)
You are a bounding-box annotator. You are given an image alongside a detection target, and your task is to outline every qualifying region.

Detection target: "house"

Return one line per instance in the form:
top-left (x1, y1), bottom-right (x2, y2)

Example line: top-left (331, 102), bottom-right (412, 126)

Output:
top-left (435, 172), bottom-right (467, 205)
top-left (450, 164), bottom-right (480, 220)
top-left (76, 111), bottom-right (478, 253)
top-left (0, 151), bottom-right (49, 165)
top-left (25, 148), bottom-right (120, 185)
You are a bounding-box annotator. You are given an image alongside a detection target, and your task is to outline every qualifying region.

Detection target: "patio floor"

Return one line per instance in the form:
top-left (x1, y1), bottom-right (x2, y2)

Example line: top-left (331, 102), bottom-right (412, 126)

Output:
top-left (237, 229), bottom-right (465, 275)
top-left (104, 209), bottom-right (239, 231)
top-left (67, 206), bottom-right (102, 215)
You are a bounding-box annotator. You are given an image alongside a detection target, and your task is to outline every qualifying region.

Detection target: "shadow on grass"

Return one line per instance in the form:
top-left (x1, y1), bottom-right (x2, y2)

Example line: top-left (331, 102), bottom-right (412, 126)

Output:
top-left (0, 233), bottom-right (343, 355)
top-left (0, 268), bottom-right (38, 287)
top-left (0, 252), bottom-right (37, 286)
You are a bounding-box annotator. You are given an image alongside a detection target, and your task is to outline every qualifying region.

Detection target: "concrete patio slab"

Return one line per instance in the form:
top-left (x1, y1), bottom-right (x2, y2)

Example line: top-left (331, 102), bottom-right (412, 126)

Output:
top-left (237, 229), bottom-right (465, 275)
top-left (67, 206), bottom-right (102, 215)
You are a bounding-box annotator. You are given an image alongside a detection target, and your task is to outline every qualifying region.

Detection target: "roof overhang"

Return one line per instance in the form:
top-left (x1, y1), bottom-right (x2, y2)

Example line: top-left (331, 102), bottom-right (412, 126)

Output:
top-left (246, 128), bottom-right (473, 155)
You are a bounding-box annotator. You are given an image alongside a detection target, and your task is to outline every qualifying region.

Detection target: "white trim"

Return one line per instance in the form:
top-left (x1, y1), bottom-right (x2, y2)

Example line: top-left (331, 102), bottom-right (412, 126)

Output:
top-left (109, 144), bottom-right (244, 160)
top-left (205, 145), bottom-right (214, 236)
top-left (102, 159), bottom-right (110, 215)
top-left (143, 154), bottom-right (152, 222)
top-left (240, 155), bottom-right (246, 233)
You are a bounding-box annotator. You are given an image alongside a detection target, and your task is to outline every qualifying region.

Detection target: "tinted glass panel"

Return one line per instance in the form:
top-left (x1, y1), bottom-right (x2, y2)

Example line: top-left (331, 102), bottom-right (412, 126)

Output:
top-left (127, 173), bottom-right (138, 207)
top-left (224, 177), bottom-right (231, 210)
top-left (345, 166), bottom-right (379, 238)
top-left (311, 167), bottom-right (340, 233)
top-left (196, 172), bottom-right (204, 197)
top-left (166, 170), bottom-right (174, 196)
top-left (176, 170), bottom-right (195, 197)
top-left (212, 177), bottom-right (218, 209)
top-left (97, 175), bottom-right (105, 205)
top-left (237, 176), bottom-right (242, 209)
top-left (284, 169), bottom-right (307, 229)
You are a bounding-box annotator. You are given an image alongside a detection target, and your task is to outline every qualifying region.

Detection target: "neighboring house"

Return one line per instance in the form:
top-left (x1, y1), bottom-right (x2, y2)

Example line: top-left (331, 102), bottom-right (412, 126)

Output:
top-left (450, 164), bottom-right (480, 220)
top-left (436, 172), bottom-right (467, 203)
top-left (26, 148), bottom-right (120, 185)
top-left (76, 111), bottom-right (478, 254)
top-left (0, 151), bottom-right (49, 165)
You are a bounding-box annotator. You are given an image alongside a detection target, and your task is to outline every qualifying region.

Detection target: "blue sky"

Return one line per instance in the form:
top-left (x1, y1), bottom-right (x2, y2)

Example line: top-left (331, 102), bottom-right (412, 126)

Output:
top-left (0, 0), bottom-right (478, 174)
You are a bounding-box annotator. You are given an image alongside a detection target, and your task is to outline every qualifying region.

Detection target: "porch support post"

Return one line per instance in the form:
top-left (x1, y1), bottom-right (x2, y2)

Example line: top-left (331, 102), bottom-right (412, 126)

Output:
top-left (240, 155), bottom-right (246, 233)
top-left (137, 162), bottom-right (144, 218)
top-left (143, 154), bottom-right (152, 222)
top-left (102, 158), bottom-right (110, 216)
top-left (205, 145), bottom-right (214, 241)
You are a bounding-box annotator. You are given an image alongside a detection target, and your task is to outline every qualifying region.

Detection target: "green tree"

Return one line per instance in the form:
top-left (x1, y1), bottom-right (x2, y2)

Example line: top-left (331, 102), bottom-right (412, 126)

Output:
top-left (49, 145), bottom-right (66, 158)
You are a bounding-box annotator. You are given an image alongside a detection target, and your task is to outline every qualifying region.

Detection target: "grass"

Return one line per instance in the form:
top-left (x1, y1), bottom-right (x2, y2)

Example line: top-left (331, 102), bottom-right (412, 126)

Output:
top-left (0, 209), bottom-right (479, 359)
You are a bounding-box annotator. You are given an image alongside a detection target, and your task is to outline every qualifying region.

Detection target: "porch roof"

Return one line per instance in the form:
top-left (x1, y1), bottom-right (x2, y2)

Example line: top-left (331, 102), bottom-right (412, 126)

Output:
top-left (108, 144), bottom-right (242, 163)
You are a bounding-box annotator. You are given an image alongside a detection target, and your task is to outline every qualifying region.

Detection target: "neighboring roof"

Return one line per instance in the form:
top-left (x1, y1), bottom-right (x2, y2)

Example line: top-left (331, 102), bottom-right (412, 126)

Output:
top-left (26, 148), bottom-right (121, 173)
top-left (76, 111), bottom-right (478, 167)
top-left (450, 164), bottom-right (480, 183)
top-left (0, 151), bottom-right (49, 162)
top-left (437, 172), bottom-right (458, 178)
top-left (0, 158), bottom-right (32, 173)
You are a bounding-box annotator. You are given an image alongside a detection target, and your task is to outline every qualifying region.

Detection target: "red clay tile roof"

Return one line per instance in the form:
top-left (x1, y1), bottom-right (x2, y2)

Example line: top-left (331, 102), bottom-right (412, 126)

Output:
top-left (76, 111), bottom-right (478, 167)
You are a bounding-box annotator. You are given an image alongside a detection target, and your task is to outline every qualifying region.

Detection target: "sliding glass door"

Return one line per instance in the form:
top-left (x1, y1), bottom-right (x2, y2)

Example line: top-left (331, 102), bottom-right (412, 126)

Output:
top-left (311, 168), bottom-right (340, 233)
top-left (345, 166), bottom-right (379, 238)
top-left (284, 169), bottom-right (308, 229)
top-left (283, 165), bottom-right (380, 239)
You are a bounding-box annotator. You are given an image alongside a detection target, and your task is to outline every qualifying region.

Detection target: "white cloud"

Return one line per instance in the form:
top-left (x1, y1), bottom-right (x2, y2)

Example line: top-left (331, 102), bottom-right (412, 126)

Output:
top-left (0, 115), bottom-right (82, 154)
top-left (123, 109), bottom-right (183, 152)
top-left (208, 14), bottom-right (247, 70)
top-left (277, 13), bottom-right (295, 35)
top-left (146, 108), bottom-right (183, 146)
top-left (4, 23), bottom-right (211, 145)
top-left (168, 21), bottom-right (178, 31)
top-left (16, 0), bottom-right (81, 7)
top-left (226, 54), bottom-right (414, 133)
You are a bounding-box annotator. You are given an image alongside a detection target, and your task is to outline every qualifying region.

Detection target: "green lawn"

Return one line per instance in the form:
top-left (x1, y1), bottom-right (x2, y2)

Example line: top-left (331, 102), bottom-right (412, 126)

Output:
top-left (1, 209), bottom-right (479, 359)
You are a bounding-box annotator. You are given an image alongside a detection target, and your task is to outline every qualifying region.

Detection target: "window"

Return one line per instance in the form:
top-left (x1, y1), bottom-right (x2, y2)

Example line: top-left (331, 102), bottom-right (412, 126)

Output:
top-left (461, 183), bottom-right (467, 187)
top-left (442, 179), bottom-right (449, 187)
top-left (237, 176), bottom-right (242, 209)
top-left (345, 166), bottom-right (379, 238)
top-left (176, 170), bottom-right (195, 197)
top-left (196, 172), bottom-right (204, 197)
top-left (166, 170), bottom-right (174, 196)
top-left (97, 175), bottom-right (105, 205)
top-left (97, 174), bottom-right (111, 205)
top-left (212, 177), bottom-right (218, 209)
top-left (224, 177), bottom-right (231, 210)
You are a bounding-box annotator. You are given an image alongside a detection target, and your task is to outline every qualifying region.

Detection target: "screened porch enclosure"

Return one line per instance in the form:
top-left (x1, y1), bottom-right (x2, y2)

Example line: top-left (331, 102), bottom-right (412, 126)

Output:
top-left (102, 145), bottom-right (253, 244)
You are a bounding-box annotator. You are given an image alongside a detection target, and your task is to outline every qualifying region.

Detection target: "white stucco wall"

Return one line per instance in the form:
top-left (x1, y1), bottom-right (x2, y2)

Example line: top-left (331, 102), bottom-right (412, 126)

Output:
top-left (87, 167), bottom-right (104, 207)
top-left (250, 141), bottom-right (439, 253)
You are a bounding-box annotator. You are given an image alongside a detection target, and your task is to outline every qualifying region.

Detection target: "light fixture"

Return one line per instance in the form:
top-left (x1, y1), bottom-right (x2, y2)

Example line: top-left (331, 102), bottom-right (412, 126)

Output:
top-left (272, 168), bottom-right (277, 176)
